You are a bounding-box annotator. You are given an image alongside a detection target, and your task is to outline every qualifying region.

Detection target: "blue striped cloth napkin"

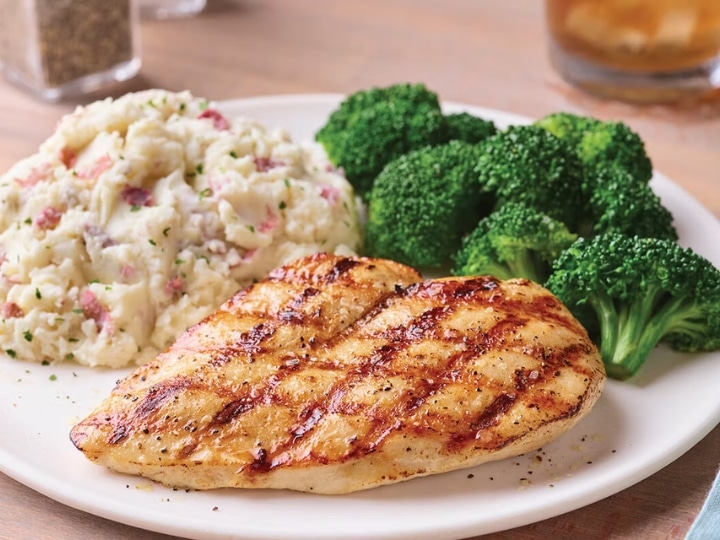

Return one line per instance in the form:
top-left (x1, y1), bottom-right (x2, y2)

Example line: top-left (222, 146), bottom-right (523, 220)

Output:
top-left (687, 468), bottom-right (720, 539)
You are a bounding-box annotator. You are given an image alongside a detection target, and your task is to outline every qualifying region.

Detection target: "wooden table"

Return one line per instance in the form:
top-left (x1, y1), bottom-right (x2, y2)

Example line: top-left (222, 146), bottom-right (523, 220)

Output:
top-left (0, 1), bottom-right (718, 538)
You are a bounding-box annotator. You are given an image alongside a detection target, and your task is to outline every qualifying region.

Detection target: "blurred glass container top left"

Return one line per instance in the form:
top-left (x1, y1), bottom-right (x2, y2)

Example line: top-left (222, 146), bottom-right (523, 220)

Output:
top-left (0, 0), bottom-right (141, 102)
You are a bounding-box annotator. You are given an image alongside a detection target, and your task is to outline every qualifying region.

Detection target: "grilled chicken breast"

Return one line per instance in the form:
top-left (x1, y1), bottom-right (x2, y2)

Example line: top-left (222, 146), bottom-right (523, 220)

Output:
top-left (70, 253), bottom-right (605, 494)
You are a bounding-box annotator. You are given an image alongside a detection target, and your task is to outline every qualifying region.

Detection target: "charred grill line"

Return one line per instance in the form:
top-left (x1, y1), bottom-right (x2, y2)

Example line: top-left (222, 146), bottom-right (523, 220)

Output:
top-left (104, 377), bottom-right (193, 445)
top-left (279, 287), bottom-right (321, 324)
top-left (211, 374), bottom-right (284, 426)
top-left (325, 258), bottom-right (360, 283)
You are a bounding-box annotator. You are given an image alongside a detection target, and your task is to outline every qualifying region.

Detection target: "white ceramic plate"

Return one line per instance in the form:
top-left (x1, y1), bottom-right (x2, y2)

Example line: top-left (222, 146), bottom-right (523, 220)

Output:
top-left (1, 95), bottom-right (719, 540)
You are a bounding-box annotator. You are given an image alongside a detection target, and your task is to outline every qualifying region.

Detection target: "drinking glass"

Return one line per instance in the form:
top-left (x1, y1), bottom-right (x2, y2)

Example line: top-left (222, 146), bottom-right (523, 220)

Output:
top-left (545, 0), bottom-right (720, 103)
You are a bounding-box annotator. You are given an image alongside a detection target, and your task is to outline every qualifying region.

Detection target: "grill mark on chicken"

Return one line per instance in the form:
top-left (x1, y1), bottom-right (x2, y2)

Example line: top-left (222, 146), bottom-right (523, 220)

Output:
top-left (212, 373), bottom-right (286, 425)
top-left (471, 392), bottom-right (517, 432)
top-left (208, 323), bottom-right (276, 367)
top-left (325, 258), bottom-right (361, 283)
top-left (279, 287), bottom-right (321, 324)
top-left (265, 254), bottom-right (362, 286)
top-left (103, 377), bottom-right (194, 444)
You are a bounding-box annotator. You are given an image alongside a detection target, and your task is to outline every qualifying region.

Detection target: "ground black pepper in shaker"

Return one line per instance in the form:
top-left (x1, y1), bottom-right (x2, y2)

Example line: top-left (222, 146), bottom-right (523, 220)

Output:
top-left (0, 0), bottom-right (141, 101)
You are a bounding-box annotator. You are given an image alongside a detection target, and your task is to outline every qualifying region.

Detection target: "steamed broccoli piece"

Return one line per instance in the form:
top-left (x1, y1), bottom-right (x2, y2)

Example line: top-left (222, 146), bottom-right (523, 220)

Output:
top-left (535, 112), bottom-right (601, 147)
top-left (315, 83), bottom-right (448, 197)
top-left (319, 83), bottom-right (441, 135)
top-left (452, 202), bottom-right (577, 283)
top-left (365, 140), bottom-right (488, 269)
top-left (475, 125), bottom-right (586, 231)
top-left (546, 233), bottom-right (720, 380)
top-left (588, 166), bottom-right (678, 241)
top-left (444, 112), bottom-right (497, 144)
top-left (577, 120), bottom-right (653, 183)
top-left (536, 113), bottom-right (653, 185)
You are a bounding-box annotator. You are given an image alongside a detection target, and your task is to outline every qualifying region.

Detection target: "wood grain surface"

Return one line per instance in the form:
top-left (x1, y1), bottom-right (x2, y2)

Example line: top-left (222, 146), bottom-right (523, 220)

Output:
top-left (0, 1), bottom-right (718, 539)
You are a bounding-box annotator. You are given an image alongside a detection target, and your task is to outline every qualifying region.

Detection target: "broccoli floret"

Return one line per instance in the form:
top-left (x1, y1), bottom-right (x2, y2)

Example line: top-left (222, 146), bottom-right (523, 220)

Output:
top-left (315, 83), bottom-right (448, 197)
top-left (536, 114), bottom-right (671, 239)
top-left (577, 120), bottom-right (653, 183)
top-left (365, 140), bottom-right (489, 269)
top-left (475, 125), bottom-right (586, 231)
top-left (452, 202), bottom-right (577, 284)
top-left (588, 166), bottom-right (677, 241)
top-left (443, 112), bottom-right (497, 144)
top-left (316, 83), bottom-right (442, 152)
top-left (319, 83), bottom-right (441, 136)
top-left (536, 113), bottom-right (653, 185)
top-left (546, 233), bottom-right (720, 380)
top-left (535, 112), bottom-right (601, 147)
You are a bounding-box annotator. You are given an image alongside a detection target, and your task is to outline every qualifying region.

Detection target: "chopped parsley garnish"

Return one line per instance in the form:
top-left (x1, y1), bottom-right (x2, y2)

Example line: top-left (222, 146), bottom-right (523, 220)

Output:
top-left (23, 330), bottom-right (33, 342)
top-left (279, 201), bottom-right (287, 210)
top-left (195, 163), bottom-right (204, 175)
top-left (175, 259), bottom-right (185, 265)
top-left (148, 239), bottom-right (157, 246)
top-left (229, 150), bottom-right (238, 158)
top-left (41, 360), bottom-right (50, 366)
top-left (5, 349), bottom-right (16, 358)
top-left (24, 217), bottom-right (32, 225)
top-left (35, 288), bottom-right (41, 299)
top-left (130, 205), bottom-right (141, 212)
top-left (198, 188), bottom-right (212, 199)
top-left (247, 225), bottom-right (255, 233)
top-left (49, 374), bottom-right (57, 381)
top-left (162, 227), bottom-right (171, 237)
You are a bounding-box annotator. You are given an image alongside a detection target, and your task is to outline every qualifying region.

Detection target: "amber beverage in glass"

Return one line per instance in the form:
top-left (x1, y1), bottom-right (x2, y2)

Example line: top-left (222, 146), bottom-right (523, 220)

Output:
top-left (545, 0), bottom-right (720, 103)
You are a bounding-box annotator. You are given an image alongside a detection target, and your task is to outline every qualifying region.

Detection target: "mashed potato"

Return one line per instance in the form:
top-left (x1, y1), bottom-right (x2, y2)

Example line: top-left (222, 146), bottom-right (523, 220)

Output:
top-left (0, 90), bottom-right (361, 367)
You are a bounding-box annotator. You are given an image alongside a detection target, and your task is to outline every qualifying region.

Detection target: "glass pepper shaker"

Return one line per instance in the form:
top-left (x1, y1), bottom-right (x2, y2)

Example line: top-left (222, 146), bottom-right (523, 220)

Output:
top-left (0, 0), bottom-right (141, 102)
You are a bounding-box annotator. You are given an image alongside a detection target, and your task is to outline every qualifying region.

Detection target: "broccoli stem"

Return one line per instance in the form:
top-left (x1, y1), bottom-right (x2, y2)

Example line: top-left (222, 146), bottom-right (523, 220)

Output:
top-left (474, 262), bottom-right (517, 281)
top-left (591, 290), bottom-right (620, 368)
top-left (598, 290), bottom-right (693, 380)
top-left (507, 250), bottom-right (547, 284)
top-left (609, 303), bottom-right (659, 380)
top-left (658, 299), bottom-right (708, 345)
